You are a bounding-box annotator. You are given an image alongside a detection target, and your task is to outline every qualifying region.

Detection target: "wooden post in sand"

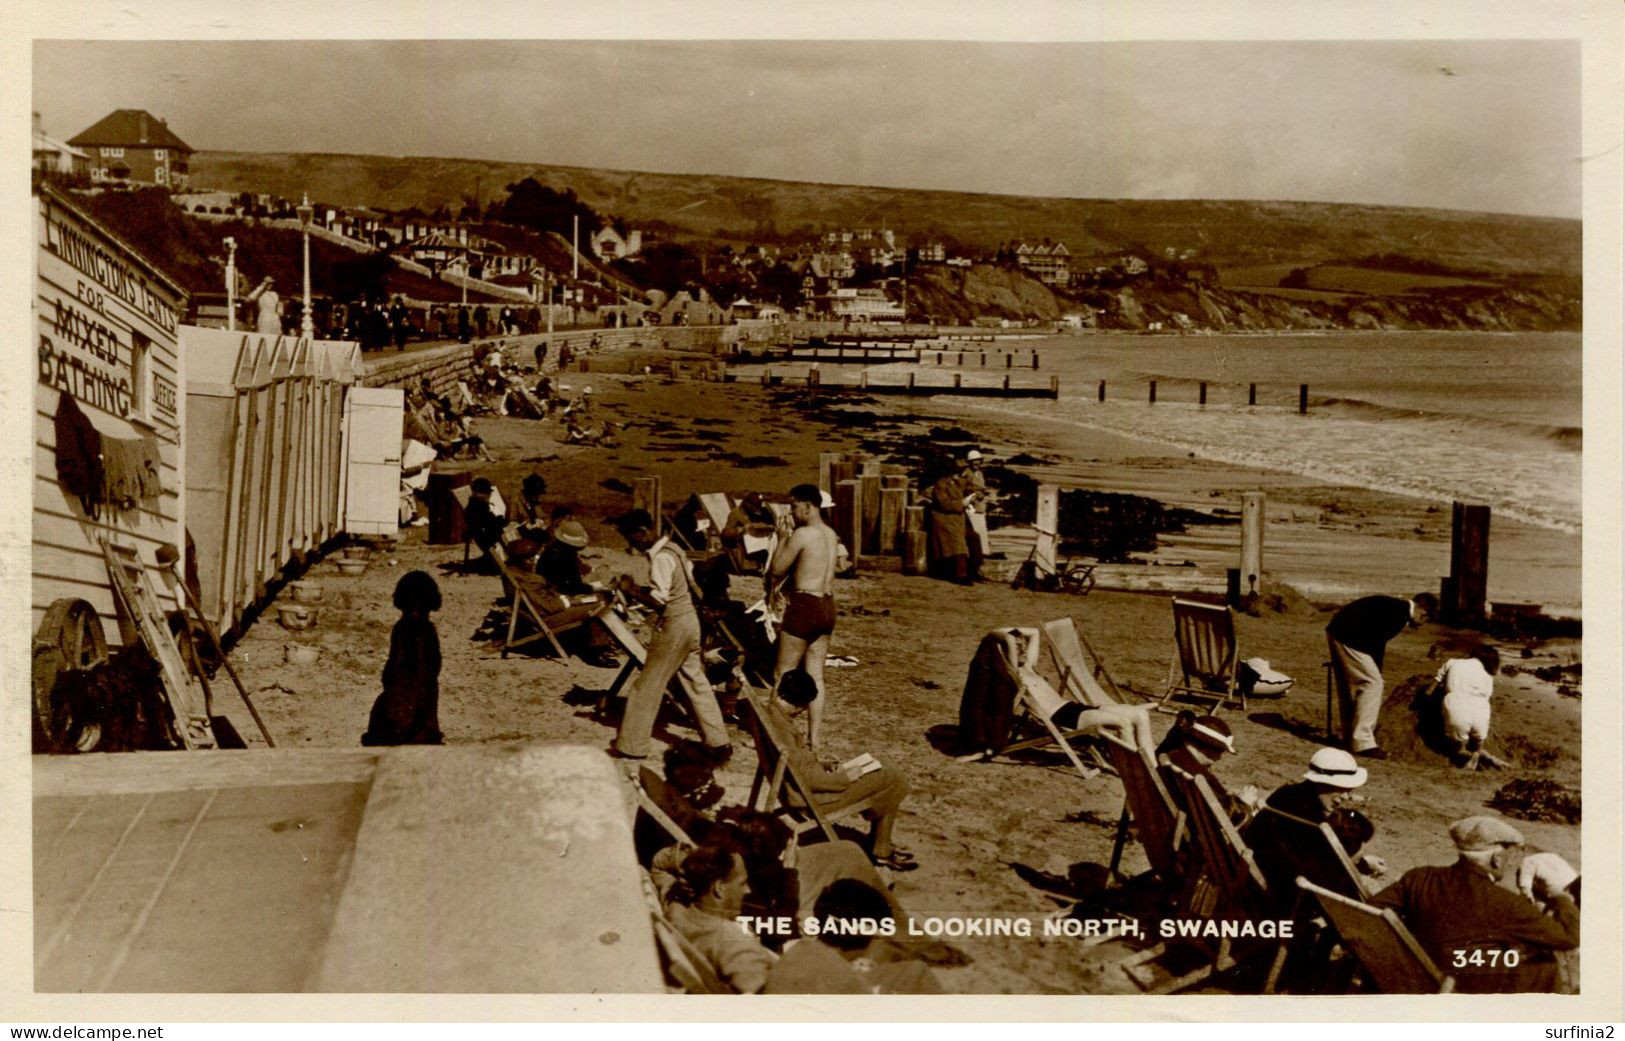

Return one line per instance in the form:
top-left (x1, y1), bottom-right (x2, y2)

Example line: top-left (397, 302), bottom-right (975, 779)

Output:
top-left (1299, 384), bottom-right (1309, 414)
top-left (1445, 502), bottom-right (1491, 626)
top-left (1098, 380), bottom-right (1106, 402)
top-left (1199, 382), bottom-right (1208, 406)
top-left (1149, 380), bottom-right (1157, 404)
top-left (1240, 492), bottom-right (1265, 597)
top-left (879, 487), bottom-right (905, 555)
top-left (835, 480), bottom-right (861, 564)
top-left (860, 471), bottom-right (883, 555)
top-left (633, 476), bottom-right (662, 536)
top-left (819, 452), bottom-right (842, 496)
top-left (1035, 484), bottom-right (1060, 577)
top-left (1249, 383), bottom-right (1258, 406)
top-left (902, 505), bottom-right (927, 575)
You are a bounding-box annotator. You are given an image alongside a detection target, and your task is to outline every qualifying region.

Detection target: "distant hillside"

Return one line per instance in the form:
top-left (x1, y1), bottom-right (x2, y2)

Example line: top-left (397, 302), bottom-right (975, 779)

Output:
top-left (192, 150), bottom-right (1581, 278)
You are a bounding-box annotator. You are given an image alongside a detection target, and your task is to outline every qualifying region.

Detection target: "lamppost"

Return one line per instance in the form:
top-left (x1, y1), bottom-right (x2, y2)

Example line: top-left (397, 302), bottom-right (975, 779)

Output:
top-left (223, 236), bottom-right (238, 331)
top-left (296, 193), bottom-right (315, 338)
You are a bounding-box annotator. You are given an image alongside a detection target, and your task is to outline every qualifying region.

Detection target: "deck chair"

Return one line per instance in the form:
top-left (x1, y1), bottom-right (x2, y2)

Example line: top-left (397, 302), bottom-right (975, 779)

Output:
top-left (597, 607), bottom-right (650, 699)
top-left (1159, 598), bottom-right (1243, 713)
top-left (738, 689), bottom-right (882, 844)
top-left (1043, 616), bottom-right (1139, 707)
top-left (641, 873), bottom-right (733, 994)
top-left (1254, 804), bottom-right (1369, 992)
top-left (1125, 767), bottom-right (1275, 993)
top-left (1296, 877), bottom-right (1455, 994)
top-left (968, 628), bottom-right (1109, 780)
top-left (1104, 738), bottom-right (1187, 891)
top-left (489, 543), bottom-right (606, 659)
top-left (633, 765), bottom-right (696, 848)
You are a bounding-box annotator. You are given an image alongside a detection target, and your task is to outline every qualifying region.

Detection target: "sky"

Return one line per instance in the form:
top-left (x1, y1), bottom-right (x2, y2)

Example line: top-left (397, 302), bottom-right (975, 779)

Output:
top-left (31, 36), bottom-right (1582, 218)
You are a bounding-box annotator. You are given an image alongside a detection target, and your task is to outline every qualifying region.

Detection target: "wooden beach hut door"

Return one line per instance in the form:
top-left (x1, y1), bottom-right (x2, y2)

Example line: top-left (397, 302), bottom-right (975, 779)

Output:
top-left (342, 387), bottom-right (404, 536)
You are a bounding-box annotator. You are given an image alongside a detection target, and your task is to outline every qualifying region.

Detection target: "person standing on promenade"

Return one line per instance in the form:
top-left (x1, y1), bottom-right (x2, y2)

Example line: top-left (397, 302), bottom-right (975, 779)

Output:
top-left (1326, 592), bottom-right (1436, 759)
top-left (456, 304), bottom-right (470, 343)
top-left (767, 484), bottom-right (840, 751)
top-left (611, 509), bottom-right (732, 763)
top-left (245, 276), bottom-right (281, 336)
top-left (925, 456), bottom-right (972, 585)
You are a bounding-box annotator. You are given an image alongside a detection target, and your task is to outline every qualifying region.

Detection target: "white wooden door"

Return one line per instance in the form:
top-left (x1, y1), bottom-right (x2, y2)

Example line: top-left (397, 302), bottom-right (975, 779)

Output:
top-left (342, 387), bottom-right (404, 536)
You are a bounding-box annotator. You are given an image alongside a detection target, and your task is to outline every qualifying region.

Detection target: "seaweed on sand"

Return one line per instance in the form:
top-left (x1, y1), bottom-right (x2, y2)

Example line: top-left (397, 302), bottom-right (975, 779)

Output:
top-left (1487, 777), bottom-right (1580, 825)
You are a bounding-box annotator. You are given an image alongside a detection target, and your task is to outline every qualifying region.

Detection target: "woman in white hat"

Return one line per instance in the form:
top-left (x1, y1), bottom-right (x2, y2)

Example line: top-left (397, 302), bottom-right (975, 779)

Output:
top-left (1244, 747), bottom-right (1387, 909)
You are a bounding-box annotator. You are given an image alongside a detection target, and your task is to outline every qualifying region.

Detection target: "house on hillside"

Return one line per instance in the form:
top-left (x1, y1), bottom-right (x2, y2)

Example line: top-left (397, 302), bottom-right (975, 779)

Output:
top-left (1013, 240), bottom-right (1071, 286)
top-left (69, 109), bottom-right (192, 190)
top-left (915, 241), bottom-right (946, 263)
top-left (809, 251), bottom-right (856, 281)
top-left (590, 226), bottom-right (642, 261)
top-left (817, 287), bottom-right (905, 322)
top-left (32, 113), bottom-right (90, 182)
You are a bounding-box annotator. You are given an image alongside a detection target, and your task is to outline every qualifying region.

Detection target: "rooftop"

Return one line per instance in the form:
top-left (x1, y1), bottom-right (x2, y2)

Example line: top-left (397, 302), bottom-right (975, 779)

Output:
top-left (69, 109), bottom-right (193, 152)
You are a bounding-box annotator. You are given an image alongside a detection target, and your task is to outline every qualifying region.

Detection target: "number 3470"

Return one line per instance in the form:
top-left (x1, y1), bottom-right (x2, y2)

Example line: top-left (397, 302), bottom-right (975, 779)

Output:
top-left (1452, 948), bottom-right (1522, 968)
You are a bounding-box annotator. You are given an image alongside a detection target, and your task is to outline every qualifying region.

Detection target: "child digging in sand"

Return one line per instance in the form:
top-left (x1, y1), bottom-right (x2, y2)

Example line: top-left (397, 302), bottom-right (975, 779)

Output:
top-left (1435, 645), bottom-right (1506, 770)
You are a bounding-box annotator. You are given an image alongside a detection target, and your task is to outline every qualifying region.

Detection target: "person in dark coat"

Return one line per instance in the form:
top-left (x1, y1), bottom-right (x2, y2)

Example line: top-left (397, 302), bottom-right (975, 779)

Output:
top-left (1326, 592), bottom-right (1437, 758)
top-left (457, 305), bottom-right (470, 343)
top-left (925, 459), bottom-right (971, 585)
top-left (362, 571), bottom-right (444, 746)
top-left (1371, 816), bottom-right (1579, 993)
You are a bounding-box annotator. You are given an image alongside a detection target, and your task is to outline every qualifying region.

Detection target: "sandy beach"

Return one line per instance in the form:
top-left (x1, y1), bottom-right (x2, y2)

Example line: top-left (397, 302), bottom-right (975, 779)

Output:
top-left (223, 370), bottom-right (1582, 994)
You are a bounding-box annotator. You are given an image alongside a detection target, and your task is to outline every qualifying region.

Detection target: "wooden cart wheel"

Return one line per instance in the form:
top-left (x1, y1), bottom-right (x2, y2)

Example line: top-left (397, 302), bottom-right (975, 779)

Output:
top-left (32, 598), bottom-right (110, 753)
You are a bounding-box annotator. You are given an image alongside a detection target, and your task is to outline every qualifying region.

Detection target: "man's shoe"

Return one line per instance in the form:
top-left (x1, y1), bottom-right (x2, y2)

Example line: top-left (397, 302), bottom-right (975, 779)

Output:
top-left (704, 743), bottom-right (734, 766)
top-left (1355, 747), bottom-right (1389, 760)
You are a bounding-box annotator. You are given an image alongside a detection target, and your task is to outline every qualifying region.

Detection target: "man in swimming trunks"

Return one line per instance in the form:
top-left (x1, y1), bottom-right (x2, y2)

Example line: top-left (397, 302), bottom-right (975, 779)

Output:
top-left (768, 483), bottom-right (840, 750)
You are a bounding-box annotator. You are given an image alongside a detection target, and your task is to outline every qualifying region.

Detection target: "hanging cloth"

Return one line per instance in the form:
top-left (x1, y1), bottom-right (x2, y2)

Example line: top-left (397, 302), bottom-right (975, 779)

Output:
top-left (53, 392), bottom-right (104, 519)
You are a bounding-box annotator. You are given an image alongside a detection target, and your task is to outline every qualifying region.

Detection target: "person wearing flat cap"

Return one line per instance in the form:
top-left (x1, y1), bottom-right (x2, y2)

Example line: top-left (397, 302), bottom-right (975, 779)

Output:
top-left (1370, 816), bottom-right (1579, 993)
top-left (1244, 747), bottom-right (1387, 910)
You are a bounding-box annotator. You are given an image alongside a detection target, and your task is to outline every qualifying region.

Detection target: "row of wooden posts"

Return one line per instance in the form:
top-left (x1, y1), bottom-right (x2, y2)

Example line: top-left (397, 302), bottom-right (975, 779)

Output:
top-left (1102, 381), bottom-right (1313, 413)
top-left (772, 369), bottom-right (1061, 396)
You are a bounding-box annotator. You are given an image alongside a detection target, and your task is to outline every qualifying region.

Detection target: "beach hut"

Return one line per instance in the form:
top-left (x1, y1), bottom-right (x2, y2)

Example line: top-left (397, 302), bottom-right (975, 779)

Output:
top-left (183, 326), bottom-right (367, 634)
top-left (31, 185), bottom-right (202, 747)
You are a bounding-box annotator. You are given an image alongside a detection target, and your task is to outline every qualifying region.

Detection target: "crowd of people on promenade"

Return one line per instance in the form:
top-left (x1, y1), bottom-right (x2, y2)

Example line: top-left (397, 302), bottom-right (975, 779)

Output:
top-left (240, 273), bottom-right (560, 350)
top-left (355, 387), bottom-right (1578, 995)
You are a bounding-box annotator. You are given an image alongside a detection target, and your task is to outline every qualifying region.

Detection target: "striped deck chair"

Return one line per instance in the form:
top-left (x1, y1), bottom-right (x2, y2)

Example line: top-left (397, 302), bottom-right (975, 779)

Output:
top-left (1103, 738), bottom-right (1187, 892)
top-left (1043, 616), bottom-right (1140, 707)
top-left (1158, 598), bottom-right (1243, 713)
top-left (1296, 878), bottom-right (1455, 994)
top-left (1125, 766), bottom-right (1276, 993)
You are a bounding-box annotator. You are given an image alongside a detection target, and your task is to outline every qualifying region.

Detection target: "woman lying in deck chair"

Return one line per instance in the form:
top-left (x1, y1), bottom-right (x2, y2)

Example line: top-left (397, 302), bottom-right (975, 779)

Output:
top-left (1005, 627), bottom-right (1158, 754)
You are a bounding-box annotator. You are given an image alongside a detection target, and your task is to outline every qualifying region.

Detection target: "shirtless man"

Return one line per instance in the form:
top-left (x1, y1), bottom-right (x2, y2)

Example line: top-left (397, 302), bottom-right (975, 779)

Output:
top-left (768, 483), bottom-right (840, 750)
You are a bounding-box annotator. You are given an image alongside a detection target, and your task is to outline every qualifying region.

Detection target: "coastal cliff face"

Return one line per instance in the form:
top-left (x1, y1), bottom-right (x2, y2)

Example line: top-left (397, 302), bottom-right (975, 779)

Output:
top-left (910, 264), bottom-right (1581, 332)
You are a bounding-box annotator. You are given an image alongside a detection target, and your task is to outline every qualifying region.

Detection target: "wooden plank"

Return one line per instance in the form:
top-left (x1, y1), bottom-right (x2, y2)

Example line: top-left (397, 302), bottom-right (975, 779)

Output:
top-left (878, 487), bottom-right (905, 556)
top-left (860, 473), bottom-right (882, 555)
top-left (1240, 492), bottom-right (1265, 597)
top-left (834, 480), bottom-right (862, 564)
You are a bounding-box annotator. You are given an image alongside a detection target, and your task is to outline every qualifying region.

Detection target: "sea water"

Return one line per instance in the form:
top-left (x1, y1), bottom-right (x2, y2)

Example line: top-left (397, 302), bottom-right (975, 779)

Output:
top-left (874, 331), bottom-right (1581, 535)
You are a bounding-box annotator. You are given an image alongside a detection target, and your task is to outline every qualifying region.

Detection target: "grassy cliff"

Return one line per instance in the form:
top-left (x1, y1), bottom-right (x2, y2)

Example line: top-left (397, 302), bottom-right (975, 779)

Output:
top-left (192, 150), bottom-right (1581, 277)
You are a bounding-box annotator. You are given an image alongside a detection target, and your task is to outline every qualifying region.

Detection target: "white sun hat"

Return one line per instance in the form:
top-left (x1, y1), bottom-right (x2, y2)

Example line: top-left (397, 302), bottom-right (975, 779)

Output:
top-left (1303, 747), bottom-right (1369, 789)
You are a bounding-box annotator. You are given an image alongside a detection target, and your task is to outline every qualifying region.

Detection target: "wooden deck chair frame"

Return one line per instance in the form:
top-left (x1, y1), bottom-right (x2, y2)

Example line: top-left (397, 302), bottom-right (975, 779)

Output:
top-left (994, 668), bottom-right (1106, 780)
top-left (1104, 738), bottom-right (1187, 890)
top-left (1255, 804), bottom-right (1370, 993)
top-left (489, 543), bottom-right (601, 659)
top-left (1126, 767), bottom-right (1275, 994)
top-left (738, 689), bottom-right (881, 844)
top-left (633, 765), bottom-right (696, 848)
top-left (1043, 616), bottom-right (1139, 707)
top-left (1159, 598), bottom-right (1243, 713)
top-left (1296, 877), bottom-right (1455, 994)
